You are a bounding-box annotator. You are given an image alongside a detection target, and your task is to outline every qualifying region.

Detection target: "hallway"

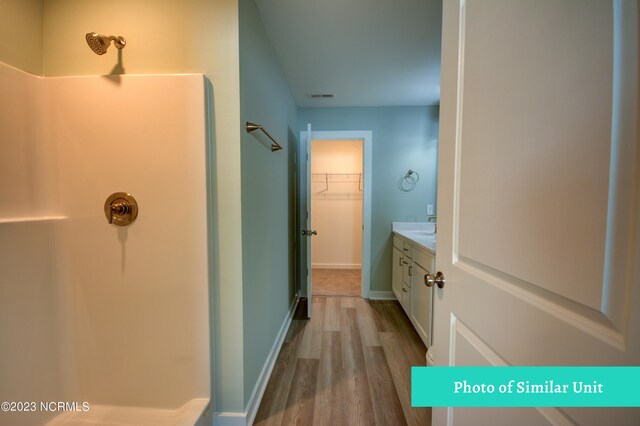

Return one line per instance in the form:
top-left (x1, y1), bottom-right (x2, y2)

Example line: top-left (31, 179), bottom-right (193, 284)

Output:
top-left (254, 296), bottom-right (430, 425)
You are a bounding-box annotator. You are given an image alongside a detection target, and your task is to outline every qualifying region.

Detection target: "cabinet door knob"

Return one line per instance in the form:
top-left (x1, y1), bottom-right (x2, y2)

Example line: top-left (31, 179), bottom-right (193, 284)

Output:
top-left (409, 266), bottom-right (413, 276)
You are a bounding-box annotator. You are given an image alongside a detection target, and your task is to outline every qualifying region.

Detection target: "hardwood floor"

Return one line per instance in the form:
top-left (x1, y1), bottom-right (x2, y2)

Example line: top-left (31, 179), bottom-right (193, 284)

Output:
top-left (254, 296), bottom-right (430, 426)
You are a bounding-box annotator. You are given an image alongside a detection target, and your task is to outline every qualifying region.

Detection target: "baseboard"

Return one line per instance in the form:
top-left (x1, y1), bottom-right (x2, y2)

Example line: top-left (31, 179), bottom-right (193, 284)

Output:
top-left (367, 290), bottom-right (396, 300)
top-left (212, 412), bottom-right (246, 426)
top-left (311, 263), bottom-right (361, 270)
top-left (244, 295), bottom-right (299, 426)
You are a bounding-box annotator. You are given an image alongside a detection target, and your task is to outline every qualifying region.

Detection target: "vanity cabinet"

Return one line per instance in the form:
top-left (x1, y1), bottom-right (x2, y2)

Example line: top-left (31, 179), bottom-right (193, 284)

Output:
top-left (392, 246), bottom-right (404, 300)
top-left (392, 237), bottom-right (412, 313)
top-left (411, 247), bottom-right (435, 346)
top-left (391, 234), bottom-right (435, 347)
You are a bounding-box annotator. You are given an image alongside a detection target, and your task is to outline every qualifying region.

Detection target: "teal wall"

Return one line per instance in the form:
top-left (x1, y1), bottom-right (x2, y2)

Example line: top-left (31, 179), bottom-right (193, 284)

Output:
top-left (239, 0), bottom-right (298, 406)
top-left (298, 107), bottom-right (439, 292)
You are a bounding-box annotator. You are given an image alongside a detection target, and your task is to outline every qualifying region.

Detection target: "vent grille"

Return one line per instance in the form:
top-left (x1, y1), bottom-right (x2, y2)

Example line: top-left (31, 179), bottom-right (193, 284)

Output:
top-left (308, 93), bottom-right (335, 99)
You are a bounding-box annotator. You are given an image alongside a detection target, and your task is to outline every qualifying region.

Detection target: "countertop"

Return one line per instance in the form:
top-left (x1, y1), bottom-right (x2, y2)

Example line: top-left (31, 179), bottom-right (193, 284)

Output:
top-left (392, 222), bottom-right (436, 253)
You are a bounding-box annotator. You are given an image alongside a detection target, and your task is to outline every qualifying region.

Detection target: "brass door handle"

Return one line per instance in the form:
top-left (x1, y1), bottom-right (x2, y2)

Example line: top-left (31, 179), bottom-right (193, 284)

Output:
top-left (425, 271), bottom-right (446, 288)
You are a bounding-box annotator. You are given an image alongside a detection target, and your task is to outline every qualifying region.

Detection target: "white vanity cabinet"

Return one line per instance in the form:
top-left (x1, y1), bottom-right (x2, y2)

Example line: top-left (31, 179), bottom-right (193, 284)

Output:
top-left (392, 237), bottom-right (412, 313)
top-left (391, 233), bottom-right (435, 347)
top-left (392, 246), bottom-right (404, 300)
top-left (410, 248), bottom-right (435, 347)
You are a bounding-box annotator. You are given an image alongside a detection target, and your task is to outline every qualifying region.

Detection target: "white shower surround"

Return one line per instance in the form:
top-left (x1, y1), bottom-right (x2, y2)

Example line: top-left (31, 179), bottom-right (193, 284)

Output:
top-left (0, 62), bottom-right (211, 425)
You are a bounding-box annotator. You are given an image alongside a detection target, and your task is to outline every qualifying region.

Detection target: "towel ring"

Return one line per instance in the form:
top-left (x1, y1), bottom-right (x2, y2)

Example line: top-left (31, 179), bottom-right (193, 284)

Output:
top-left (399, 170), bottom-right (419, 192)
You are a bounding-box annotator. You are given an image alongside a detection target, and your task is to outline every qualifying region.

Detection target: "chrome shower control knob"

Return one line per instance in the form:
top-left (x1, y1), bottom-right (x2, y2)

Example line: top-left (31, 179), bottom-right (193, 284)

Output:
top-left (104, 192), bottom-right (138, 226)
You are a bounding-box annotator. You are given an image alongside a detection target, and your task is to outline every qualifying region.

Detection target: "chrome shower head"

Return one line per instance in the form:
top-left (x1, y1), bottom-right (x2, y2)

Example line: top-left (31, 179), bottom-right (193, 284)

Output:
top-left (85, 32), bottom-right (126, 55)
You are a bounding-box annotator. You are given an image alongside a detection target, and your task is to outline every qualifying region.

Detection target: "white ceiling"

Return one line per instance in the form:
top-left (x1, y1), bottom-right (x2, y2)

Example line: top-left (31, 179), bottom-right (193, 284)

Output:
top-left (254, 0), bottom-right (442, 108)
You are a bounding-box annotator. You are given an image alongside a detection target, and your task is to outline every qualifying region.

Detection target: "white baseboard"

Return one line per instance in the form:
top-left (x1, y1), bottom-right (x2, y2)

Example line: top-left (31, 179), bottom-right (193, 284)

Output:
top-left (212, 412), bottom-right (246, 426)
top-left (311, 263), bottom-right (361, 270)
top-left (367, 290), bottom-right (396, 300)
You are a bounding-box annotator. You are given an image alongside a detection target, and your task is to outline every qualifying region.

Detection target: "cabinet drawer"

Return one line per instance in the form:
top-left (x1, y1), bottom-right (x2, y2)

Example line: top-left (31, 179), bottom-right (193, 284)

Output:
top-left (402, 241), bottom-right (413, 259)
top-left (393, 235), bottom-right (403, 250)
top-left (413, 247), bottom-right (435, 273)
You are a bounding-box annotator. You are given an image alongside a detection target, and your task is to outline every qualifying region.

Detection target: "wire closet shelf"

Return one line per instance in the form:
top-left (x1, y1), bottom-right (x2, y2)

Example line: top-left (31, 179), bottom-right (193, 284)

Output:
top-left (312, 172), bottom-right (362, 195)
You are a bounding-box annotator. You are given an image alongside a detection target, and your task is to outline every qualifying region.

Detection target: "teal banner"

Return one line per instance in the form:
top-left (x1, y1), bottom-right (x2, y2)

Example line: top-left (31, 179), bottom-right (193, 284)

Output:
top-left (412, 366), bottom-right (640, 407)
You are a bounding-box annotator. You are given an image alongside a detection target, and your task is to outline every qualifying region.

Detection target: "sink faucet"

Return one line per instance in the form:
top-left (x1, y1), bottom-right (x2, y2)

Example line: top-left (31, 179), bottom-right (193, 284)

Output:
top-left (427, 215), bottom-right (437, 233)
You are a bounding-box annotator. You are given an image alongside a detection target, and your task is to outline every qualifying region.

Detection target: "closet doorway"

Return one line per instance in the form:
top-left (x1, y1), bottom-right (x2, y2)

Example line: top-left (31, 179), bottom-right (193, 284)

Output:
top-left (299, 129), bottom-right (372, 303)
top-left (311, 139), bottom-right (363, 296)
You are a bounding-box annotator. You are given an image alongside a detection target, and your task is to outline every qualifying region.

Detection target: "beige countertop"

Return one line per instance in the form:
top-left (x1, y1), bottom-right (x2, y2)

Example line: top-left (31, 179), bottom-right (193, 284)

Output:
top-left (392, 222), bottom-right (436, 253)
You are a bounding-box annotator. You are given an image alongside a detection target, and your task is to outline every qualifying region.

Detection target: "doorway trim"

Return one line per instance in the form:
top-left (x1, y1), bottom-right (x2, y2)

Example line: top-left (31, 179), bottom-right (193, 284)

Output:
top-left (299, 130), bottom-right (372, 299)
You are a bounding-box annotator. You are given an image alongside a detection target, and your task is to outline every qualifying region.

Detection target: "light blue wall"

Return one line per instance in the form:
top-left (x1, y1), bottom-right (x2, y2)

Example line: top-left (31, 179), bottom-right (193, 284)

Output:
top-left (298, 107), bottom-right (439, 292)
top-left (239, 0), bottom-right (298, 406)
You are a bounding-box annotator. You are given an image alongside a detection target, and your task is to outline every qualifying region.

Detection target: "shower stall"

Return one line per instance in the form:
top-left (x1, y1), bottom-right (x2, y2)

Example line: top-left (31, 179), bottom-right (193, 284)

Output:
top-left (0, 60), bottom-right (212, 425)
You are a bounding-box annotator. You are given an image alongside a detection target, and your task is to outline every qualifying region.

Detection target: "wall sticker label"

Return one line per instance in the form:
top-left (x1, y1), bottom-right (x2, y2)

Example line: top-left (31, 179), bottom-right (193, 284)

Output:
top-left (412, 366), bottom-right (640, 407)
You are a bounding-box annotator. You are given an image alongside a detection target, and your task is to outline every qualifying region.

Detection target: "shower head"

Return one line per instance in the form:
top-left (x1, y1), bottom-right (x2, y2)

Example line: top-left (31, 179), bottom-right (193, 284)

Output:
top-left (85, 32), bottom-right (126, 55)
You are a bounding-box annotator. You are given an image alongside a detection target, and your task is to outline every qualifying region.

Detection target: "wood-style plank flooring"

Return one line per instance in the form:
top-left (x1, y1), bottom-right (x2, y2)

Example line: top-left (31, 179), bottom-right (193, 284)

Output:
top-left (254, 296), bottom-right (430, 426)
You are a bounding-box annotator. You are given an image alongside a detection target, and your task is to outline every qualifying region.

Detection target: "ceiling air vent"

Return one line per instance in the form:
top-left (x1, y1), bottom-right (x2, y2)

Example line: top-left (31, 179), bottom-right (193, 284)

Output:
top-left (308, 93), bottom-right (335, 99)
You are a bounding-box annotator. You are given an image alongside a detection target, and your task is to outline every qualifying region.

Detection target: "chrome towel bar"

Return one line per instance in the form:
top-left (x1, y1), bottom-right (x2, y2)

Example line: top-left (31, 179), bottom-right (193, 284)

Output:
top-left (245, 122), bottom-right (283, 152)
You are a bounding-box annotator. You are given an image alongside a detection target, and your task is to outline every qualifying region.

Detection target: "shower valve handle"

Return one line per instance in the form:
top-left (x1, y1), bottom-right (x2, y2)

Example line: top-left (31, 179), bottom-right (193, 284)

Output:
top-left (110, 201), bottom-right (130, 222)
top-left (104, 192), bottom-right (138, 226)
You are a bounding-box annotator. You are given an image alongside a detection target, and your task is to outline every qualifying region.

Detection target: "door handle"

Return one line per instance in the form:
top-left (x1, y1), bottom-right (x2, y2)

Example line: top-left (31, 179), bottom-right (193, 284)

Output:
top-left (425, 271), bottom-right (446, 288)
top-left (302, 229), bottom-right (318, 236)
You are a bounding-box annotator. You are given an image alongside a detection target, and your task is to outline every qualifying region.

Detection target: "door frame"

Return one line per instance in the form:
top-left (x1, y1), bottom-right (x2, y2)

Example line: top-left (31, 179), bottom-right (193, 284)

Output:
top-left (298, 130), bottom-right (373, 299)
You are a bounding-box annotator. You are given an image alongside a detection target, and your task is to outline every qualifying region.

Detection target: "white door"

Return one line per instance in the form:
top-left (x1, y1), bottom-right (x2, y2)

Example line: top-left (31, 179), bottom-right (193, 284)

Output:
top-left (432, 1), bottom-right (640, 425)
top-left (304, 123), bottom-right (315, 318)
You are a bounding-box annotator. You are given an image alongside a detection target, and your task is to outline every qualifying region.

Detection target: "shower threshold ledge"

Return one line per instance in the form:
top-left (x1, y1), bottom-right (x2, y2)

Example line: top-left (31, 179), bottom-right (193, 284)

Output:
top-left (47, 398), bottom-right (209, 426)
top-left (0, 215), bottom-right (67, 224)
